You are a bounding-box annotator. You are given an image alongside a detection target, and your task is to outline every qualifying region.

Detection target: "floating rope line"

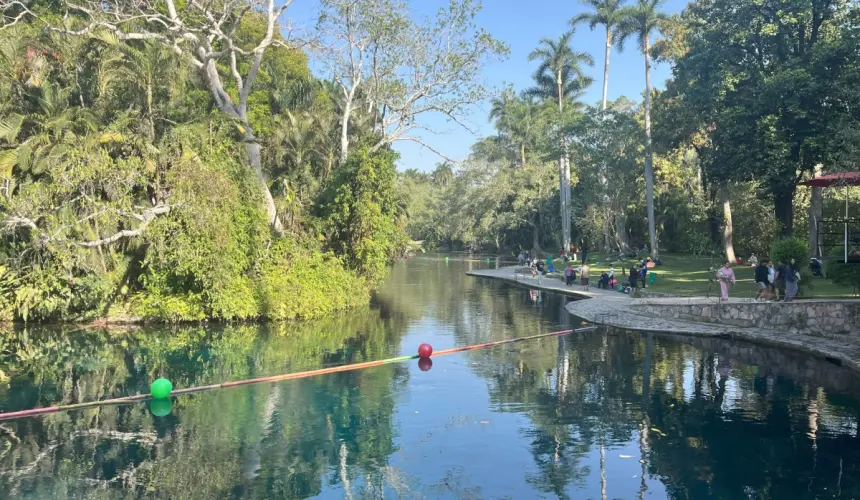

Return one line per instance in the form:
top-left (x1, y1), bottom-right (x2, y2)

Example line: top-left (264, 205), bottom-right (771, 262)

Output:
top-left (0, 325), bottom-right (597, 421)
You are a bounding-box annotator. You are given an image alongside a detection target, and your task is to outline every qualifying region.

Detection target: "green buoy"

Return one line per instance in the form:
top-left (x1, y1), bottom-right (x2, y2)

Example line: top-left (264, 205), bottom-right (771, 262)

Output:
top-left (150, 378), bottom-right (173, 400)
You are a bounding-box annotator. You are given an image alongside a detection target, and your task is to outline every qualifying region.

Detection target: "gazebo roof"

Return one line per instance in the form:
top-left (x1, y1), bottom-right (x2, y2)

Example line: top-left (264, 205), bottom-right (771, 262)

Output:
top-left (803, 171), bottom-right (860, 187)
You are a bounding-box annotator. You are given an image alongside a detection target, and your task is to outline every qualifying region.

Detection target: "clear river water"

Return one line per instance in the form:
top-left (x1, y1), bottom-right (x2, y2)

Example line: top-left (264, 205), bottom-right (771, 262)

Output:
top-left (1, 256), bottom-right (860, 499)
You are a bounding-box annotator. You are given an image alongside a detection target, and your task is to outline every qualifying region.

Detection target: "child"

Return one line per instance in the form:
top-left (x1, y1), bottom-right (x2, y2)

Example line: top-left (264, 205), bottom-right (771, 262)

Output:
top-left (564, 264), bottom-right (574, 286)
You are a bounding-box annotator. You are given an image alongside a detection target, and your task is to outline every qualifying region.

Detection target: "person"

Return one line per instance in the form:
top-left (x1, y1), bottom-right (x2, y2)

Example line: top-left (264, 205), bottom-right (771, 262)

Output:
top-left (629, 265), bottom-right (639, 289)
top-left (754, 259), bottom-right (771, 301)
top-left (536, 259), bottom-right (545, 284)
top-left (776, 258), bottom-right (798, 302)
top-left (640, 259), bottom-right (649, 288)
top-left (598, 271), bottom-right (610, 289)
top-left (564, 264), bottom-right (574, 286)
top-left (560, 247), bottom-right (567, 262)
top-left (580, 261), bottom-right (590, 291)
top-left (749, 253), bottom-right (759, 268)
top-left (716, 261), bottom-right (736, 300)
top-left (570, 244), bottom-right (578, 262)
top-left (608, 265), bottom-right (615, 281)
top-left (768, 261), bottom-right (779, 300)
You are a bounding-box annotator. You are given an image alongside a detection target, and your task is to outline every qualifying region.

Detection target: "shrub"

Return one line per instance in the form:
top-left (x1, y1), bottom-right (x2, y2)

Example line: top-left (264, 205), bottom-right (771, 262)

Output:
top-left (825, 261), bottom-right (860, 293)
top-left (770, 237), bottom-right (810, 266)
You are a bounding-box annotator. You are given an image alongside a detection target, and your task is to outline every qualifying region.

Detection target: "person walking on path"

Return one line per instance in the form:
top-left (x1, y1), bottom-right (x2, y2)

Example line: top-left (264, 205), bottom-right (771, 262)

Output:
top-left (768, 261), bottom-right (778, 300)
top-left (716, 261), bottom-right (736, 300)
top-left (580, 262), bottom-right (590, 291)
top-left (564, 264), bottom-right (574, 286)
top-left (536, 259), bottom-right (545, 285)
top-left (776, 259), bottom-right (798, 302)
top-left (755, 259), bottom-right (771, 301)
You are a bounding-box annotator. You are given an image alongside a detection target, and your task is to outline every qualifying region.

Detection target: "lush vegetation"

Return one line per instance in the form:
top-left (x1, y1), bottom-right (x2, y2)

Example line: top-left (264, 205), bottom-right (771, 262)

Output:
top-left (402, 0), bottom-right (860, 271)
top-left (0, 0), bottom-right (503, 322)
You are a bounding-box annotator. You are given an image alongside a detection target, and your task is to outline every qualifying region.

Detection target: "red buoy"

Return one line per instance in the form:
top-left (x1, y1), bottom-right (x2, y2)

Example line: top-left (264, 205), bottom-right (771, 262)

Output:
top-left (418, 343), bottom-right (433, 358)
top-left (418, 357), bottom-right (433, 371)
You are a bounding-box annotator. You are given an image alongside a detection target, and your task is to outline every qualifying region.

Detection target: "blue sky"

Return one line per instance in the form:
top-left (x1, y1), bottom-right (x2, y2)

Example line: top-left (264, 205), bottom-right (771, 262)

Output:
top-left (288, 0), bottom-right (689, 171)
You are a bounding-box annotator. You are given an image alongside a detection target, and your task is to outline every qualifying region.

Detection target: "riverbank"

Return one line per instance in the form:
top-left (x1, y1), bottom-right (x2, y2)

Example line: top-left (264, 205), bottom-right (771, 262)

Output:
top-left (466, 266), bottom-right (860, 373)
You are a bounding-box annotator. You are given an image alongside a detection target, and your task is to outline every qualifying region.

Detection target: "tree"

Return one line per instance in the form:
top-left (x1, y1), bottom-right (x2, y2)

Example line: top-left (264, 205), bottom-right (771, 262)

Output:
top-left (489, 91), bottom-right (542, 168)
top-left (618, 0), bottom-right (667, 258)
top-left (0, 0), bottom-right (299, 233)
top-left (314, 0), bottom-right (507, 164)
top-left (571, 0), bottom-right (631, 112)
top-left (527, 31), bottom-right (593, 252)
top-left (98, 37), bottom-right (181, 141)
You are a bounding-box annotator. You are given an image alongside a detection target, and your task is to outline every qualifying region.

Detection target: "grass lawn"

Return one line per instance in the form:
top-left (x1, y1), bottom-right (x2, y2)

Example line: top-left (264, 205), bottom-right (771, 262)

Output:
top-left (551, 253), bottom-right (858, 299)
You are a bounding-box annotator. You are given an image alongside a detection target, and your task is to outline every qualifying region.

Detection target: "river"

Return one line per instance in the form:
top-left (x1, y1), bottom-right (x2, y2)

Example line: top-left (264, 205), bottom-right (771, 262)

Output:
top-left (0, 256), bottom-right (859, 499)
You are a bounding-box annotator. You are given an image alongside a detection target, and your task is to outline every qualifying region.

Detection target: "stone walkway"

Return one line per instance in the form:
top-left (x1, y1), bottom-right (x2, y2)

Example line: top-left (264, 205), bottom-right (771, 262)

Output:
top-left (466, 266), bottom-right (860, 372)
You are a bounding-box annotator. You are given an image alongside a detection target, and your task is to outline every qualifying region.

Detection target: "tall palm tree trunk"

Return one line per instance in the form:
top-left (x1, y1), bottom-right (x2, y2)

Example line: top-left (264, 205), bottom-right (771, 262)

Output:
top-left (602, 28), bottom-right (612, 111)
top-left (721, 184), bottom-right (737, 264)
top-left (601, 28), bottom-right (613, 249)
top-left (558, 73), bottom-right (571, 252)
top-left (643, 38), bottom-right (658, 258)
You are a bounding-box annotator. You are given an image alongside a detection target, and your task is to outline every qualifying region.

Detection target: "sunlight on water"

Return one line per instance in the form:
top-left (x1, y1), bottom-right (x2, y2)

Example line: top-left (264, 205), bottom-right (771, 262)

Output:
top-left (1, 256), bottom-right (859, 499)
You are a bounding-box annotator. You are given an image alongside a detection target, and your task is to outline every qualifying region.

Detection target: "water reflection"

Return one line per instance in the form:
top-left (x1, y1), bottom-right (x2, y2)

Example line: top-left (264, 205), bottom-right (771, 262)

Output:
top-left (0, 257), bottom-right (857, 499)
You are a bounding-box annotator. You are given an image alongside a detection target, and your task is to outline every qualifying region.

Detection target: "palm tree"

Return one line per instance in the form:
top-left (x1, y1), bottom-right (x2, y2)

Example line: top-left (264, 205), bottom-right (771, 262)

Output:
top-left (97, 36), bottom-right (180, 141)
top-left (527, 31), bottom-right (593, 252)
top-left (571, 0), bottom-right (630, 112)
top-left (432, 163), bottom-right (454, 187)
top-left (489, 92), bottom-right (540, 168)
top-left (619, 0), bottom-right (667, 258)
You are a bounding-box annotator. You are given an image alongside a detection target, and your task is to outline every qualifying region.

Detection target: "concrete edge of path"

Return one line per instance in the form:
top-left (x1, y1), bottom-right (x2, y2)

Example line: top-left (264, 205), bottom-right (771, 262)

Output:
top-left (466, 266), bottom-right (860, 374)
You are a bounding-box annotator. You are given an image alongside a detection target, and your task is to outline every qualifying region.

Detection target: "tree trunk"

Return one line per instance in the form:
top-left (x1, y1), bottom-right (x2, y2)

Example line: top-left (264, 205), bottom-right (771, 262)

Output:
top-left (808, 164), bottom-right (823, 258)
top-left (146, 81), bottom-right (155, 142)
top-left (601, 29), bottom-right (611, 111)
top-left (562, 155), bottom-right (571, 251)
top-left (557, 72), bottom-right (571, 253)
top-left (643, 39), bottom-right (658, 258)
top-left (246, 140), bottom-right (284, 234)
top-left (615, 211), bottom-right (629, 251)
top-left (339, 91), bottom-right (354, 164)
top-left (721, 184), bottom-right (737, 264)
top-left (521, 142), bottom-right (526, 168)
top-left (774, 185), bottom-right (796, 237)
top-left (532, 213), bottom-right (543, 254)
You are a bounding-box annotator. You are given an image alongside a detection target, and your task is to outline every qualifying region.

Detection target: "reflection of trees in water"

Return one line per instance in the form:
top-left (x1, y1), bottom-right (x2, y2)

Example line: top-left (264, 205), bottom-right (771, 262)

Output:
top-left (0, 310), bottom-right (412, 499)
top-left (474, 323), bottom-right (860, 499)
top-left (2, 258), bottom-right (859, 499)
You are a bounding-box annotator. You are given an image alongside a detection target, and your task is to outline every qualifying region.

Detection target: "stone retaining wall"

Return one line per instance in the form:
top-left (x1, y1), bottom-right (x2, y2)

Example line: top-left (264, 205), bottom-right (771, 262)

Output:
top-left (631, 300), bottom-right (860, 339)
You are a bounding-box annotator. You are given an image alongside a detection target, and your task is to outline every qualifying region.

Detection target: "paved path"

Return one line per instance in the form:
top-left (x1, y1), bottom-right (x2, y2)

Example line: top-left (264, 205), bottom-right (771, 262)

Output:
top-left (466, 266), bottom-right (860, 372)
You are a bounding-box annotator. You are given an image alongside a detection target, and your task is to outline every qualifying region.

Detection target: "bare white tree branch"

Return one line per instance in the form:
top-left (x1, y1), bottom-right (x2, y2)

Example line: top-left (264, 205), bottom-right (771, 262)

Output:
top-left (74, 204), bottom-right (171, 247)
top-left (312, 0), bottom-right (506, 164)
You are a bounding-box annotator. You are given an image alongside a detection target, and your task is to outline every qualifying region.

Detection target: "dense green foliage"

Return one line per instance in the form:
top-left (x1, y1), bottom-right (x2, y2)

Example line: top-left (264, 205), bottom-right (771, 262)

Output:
top-left (825, 261), bottom-right (860, 293)
top-left (0, 12), bottom-right (406, 322)
top-left (402, 0), bottom-right (860, 275)
top-left (770, 237), bottom-right (811, 267)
